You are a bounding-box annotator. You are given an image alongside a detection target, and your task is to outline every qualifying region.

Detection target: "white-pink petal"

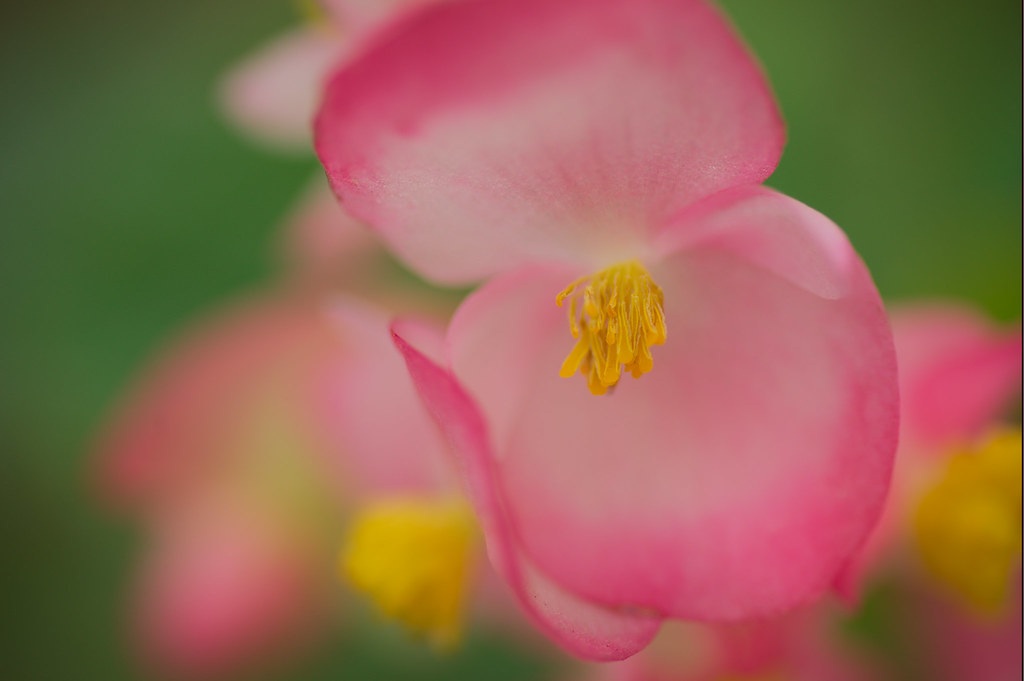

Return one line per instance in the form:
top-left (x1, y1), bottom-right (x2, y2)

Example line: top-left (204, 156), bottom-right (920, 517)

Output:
top-left (316, 0), bottom-right (784, 284)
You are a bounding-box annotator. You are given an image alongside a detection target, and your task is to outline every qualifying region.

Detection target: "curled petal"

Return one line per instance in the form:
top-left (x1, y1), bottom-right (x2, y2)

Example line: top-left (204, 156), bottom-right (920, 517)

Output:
top-left (316, 0), bottom-right (784, 284)
top-left (392, 319), bottom-right (662, 660)
top-left (442, 242), bottom-right (896, 621)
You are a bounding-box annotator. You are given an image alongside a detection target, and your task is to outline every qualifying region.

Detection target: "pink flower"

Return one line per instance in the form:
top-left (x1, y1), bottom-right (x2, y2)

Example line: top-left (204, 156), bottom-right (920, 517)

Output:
top-left (315, 0), bottom-right (899, 661)
top-left (93, 189), bottom-right (500, 676)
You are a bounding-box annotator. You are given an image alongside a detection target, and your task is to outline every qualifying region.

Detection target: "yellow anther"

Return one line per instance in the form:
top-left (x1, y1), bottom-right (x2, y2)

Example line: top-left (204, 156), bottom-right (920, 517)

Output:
top-left (914, 428), bottom-right (1023, 614)
top-left (555, 261), bottom-right (667, 395)
top-left (340, 497), bottom-right (477, 648)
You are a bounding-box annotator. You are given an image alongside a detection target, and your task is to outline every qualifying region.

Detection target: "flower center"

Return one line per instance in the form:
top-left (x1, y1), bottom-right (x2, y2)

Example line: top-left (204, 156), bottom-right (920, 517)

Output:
top-left (914, 428), bottom-right (1022, 614)
top-left (556, 261), bottom-right (667, 395)
top-left (340, 497), bottom-right (477, 648)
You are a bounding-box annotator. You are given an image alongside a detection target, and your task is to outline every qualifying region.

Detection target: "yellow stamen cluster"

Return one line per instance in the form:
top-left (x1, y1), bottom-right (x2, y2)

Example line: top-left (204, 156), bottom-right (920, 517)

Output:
top-left (914, 428), bottom-right (1022, 614)
top-left (340, 497), bottom-right (477, 648)
top-left (556, 261), bottom-right (667, 395)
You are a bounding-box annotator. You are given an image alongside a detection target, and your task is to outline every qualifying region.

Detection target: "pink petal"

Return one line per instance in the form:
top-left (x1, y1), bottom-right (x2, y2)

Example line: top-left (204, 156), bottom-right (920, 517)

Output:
top-left (890, 304), bottom-right (1022, 451)
top-left (316, 0), bottom-right (784, 285)
top-left (442, 227), bottom-right (897, 620)
top-left (220, 26), bottom-right (345, 152)
top-left (132, 499), bottom-right (323, 678)
top-left (392, 320), bottom-right (662, 660)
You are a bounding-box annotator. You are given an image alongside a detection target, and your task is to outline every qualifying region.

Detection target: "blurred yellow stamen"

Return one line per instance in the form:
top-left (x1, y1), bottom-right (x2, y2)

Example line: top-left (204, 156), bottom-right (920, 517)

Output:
top-left (340, 497), bottom-right (477, 649)
top-left (556, 261), bottom-right (666, 395)
top-left (914, 428), bottom-right (1022, 614)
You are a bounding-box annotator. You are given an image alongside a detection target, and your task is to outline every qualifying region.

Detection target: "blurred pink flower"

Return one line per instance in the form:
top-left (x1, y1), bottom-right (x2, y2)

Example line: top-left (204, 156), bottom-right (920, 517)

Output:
top-left (95, 292), bottom-right (348, 677)
top-left (92, 187), bottom-right (501, 677)
top-left (131, 493), bottom-right (324, 678)
top-left (890, 305), bottom-right (1021, 452)
top-left (316, 0), bottom-right (898, 661)
top-left (835, 303), bottom-right (1021, 681)
top-left (836, 303), bottom-right (1022, 600)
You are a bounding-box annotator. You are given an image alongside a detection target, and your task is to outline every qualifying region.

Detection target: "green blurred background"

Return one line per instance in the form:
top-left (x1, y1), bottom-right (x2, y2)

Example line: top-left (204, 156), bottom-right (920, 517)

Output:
top-left (0, 0), bottom-right (1019, 679)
